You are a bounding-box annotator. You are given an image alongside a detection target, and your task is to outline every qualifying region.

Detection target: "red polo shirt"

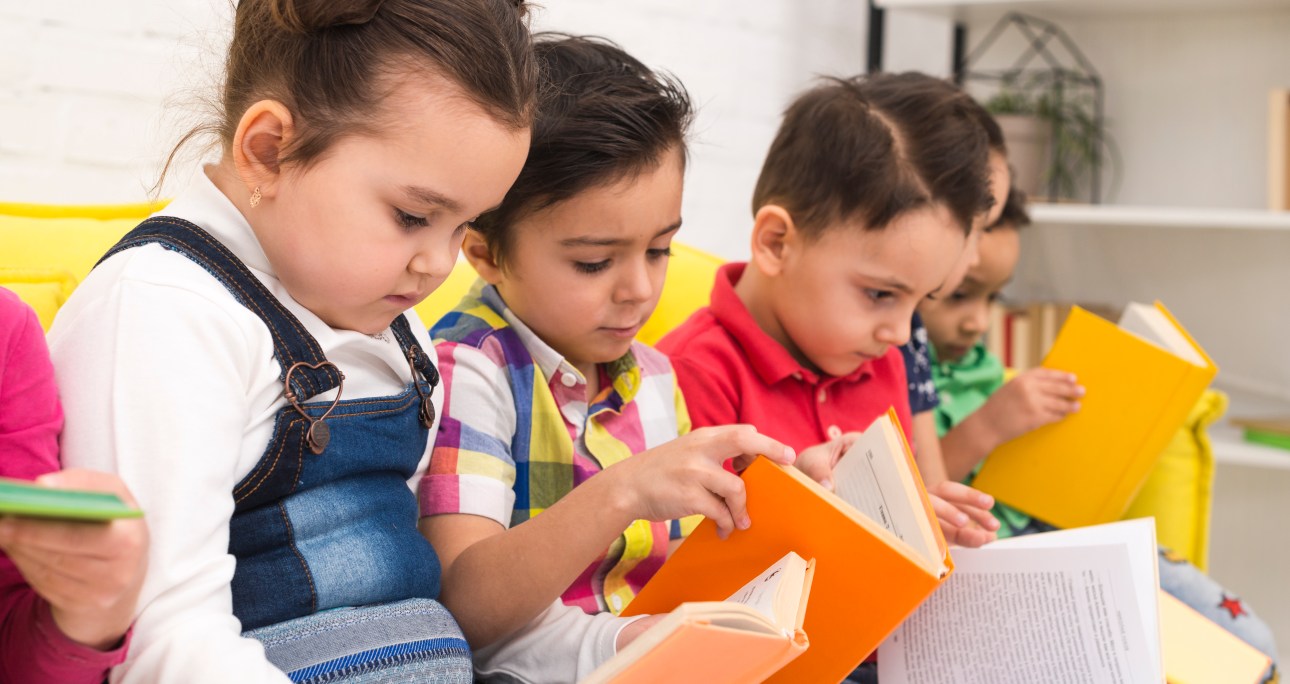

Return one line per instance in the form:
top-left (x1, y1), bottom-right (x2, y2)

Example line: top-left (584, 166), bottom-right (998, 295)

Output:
top-left (656, 262), bottom-right (913, 452)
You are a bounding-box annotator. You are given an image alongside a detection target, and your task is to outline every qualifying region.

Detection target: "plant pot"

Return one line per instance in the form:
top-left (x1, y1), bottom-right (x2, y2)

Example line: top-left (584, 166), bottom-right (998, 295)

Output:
top-left (996, 114), bottom-right (1053, 200)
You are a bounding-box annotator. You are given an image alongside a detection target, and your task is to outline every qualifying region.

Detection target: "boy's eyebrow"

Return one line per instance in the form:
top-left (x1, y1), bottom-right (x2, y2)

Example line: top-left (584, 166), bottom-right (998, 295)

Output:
top-left (400, 185), bottom-right (463, 213)
top-left (860, 274), bottom-right (915, 295)
top-left (560, 220), bottom-right (683, 248)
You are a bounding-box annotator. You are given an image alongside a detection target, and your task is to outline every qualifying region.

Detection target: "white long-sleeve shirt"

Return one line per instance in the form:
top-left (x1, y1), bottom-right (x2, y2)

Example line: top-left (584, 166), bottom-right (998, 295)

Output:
top-left (47, 169), bottom-right (442, 684)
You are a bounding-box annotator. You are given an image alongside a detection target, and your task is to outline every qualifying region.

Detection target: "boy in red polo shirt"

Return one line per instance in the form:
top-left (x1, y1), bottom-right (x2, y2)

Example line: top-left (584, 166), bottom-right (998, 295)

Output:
top-left (657, 72), bottom-right (1001, 547)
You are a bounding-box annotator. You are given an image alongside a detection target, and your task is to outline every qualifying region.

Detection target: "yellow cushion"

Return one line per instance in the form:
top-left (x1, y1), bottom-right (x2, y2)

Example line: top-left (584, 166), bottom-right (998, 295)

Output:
top-left (1123, 388), bottom-right (1227, 572)
top-left (0, 269), bottom-right (78, 330)
top-left (0, 204), bottom-right (158, 330)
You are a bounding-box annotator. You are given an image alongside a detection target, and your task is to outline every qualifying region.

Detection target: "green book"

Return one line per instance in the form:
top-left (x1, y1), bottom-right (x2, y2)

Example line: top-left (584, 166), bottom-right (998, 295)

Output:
top-left (0, 477), bottom-right (143, 521)
top-left (1243, 428), bottom-right (1290, 452)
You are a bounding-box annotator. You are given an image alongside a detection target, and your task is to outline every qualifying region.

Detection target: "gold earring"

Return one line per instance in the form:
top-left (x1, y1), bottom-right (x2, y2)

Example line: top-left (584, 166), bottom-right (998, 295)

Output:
top-left (249, 187), bottom-right (262, 208)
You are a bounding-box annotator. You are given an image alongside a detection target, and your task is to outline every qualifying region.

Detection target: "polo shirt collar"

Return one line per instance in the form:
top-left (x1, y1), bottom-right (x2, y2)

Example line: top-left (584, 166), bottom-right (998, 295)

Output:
top-left (709, 262), bottom-right (872, 387)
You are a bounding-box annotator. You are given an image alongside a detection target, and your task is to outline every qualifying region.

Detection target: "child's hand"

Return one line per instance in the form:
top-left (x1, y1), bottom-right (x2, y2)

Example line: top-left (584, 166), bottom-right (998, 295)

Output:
top-left (928, 481), bottom-right (999, 548)
top-left (610, 425), bottom-right (794, 540)
top-left (982, 368), bottom-right (1083, 444)
top-left (0, 469), bottom-right (149, 650)
top-left (793, 433), bottom-right (861, 490)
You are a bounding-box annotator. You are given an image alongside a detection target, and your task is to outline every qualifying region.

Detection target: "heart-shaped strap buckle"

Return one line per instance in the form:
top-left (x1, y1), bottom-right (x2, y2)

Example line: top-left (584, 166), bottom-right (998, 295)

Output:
top-left (283, 361), bottom-right (345, 454)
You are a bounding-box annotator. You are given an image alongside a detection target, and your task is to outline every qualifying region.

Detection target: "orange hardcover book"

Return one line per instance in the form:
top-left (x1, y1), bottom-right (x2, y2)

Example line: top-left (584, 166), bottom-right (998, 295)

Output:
top-left (972, 301), bottom-right (1217, 529)
top-left (582, 552), bottom-right (814, 684)
top-left (624, 408), bottom-right (953, 684)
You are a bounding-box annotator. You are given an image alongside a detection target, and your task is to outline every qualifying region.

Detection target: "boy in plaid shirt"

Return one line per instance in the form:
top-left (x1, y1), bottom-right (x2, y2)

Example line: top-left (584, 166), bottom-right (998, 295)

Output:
top-left (417, 36), bottom-right (793, 682)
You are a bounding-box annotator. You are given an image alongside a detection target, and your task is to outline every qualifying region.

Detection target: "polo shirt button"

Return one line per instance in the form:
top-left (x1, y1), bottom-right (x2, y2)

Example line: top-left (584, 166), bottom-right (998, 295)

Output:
top-left (827, 425), bottom-right (842, 440)
top-left (610, 594), bottom-right (623, 612)
top-left (817, 388), bottom-right (827, 403)
top-left (560, 372), bottom-right (578, 388)
top-left (793, 372), bottom-right (803, 381)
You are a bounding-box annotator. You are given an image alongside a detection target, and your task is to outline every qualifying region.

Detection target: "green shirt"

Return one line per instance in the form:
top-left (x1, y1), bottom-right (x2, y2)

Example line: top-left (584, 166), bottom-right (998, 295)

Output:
top-left (929, 342), bottom-right (1032, 537)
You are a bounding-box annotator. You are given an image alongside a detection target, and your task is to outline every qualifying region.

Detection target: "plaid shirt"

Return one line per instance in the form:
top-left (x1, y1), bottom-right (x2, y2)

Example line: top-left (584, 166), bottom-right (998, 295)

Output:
top-left (419, 282), bottom-right (696, 616)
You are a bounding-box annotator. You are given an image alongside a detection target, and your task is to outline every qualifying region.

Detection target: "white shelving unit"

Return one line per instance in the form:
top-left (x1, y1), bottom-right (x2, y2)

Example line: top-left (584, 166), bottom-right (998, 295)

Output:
top-left (875, 0), bottom-right (1290, 19)
top-left (1028, 203), bottom-right (1290, 232)
top-left (1209, 427), bottom-right (1290, 471)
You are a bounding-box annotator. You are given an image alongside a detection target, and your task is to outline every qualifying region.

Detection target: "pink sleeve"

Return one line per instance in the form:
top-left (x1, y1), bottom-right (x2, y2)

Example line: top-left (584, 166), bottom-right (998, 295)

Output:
top-left (0, 290), bottom-right (129, 681)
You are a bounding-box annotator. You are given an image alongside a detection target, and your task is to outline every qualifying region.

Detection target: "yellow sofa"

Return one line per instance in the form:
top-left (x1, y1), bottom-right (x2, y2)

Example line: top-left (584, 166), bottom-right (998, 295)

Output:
top-left (0, 202), bottom-right (1217, 568)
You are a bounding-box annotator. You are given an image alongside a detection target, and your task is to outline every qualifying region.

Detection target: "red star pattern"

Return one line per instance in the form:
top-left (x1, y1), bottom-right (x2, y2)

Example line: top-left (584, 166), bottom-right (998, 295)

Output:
top-left (1219, 594), bottom-right (1248, 619)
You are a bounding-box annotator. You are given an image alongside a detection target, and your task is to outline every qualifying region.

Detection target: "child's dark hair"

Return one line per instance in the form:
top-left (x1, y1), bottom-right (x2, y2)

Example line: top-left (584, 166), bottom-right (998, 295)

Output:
top-left (751, 71), bottom-right (993, 238)
top-left (991, 185), bottom-right (1031, 230)
top-left (163, 0), bottom-right (535, 183)
top-left (471, 33), bottom-right (694, 267)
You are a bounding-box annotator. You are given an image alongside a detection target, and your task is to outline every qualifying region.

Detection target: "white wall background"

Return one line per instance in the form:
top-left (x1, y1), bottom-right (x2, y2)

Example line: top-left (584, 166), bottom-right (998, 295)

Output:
top-left (0, 0), bottom-right (877, 261)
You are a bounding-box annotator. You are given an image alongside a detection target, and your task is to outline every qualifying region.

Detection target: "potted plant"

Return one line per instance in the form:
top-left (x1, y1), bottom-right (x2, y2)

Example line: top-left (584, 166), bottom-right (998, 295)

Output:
top-left (983, 72), bottom-right (1106, 202)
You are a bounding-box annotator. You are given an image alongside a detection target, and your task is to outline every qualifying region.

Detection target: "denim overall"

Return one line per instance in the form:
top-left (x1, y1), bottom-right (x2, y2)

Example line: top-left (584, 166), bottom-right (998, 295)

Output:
top-left (100, 219), bottom-right (470, 682)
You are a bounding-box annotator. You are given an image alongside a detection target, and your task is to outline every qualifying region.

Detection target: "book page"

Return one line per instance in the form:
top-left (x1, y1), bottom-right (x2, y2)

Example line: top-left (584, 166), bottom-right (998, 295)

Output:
top-left (831, 426), bottom-right (937, 563)
top-left (878, 545), bottom-right (1156, 684)
top-left (1118, 303), bottom-right (1205, 367)
top-left (723, 551), bottom-right (801, 630)
top-left (991, 519), bottom-right (1160, 673)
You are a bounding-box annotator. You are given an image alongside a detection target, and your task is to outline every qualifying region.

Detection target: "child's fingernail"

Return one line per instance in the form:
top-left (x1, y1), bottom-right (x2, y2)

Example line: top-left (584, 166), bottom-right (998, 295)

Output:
top-left (739, 515), bottom-right (751, 530)
top-left (1075, 385), bottom-right (1086, 396)
top-left (1071, 402), bottom-right (1081, 412)
top-left (1068, 373), bottom-right (1078, 382)
top-left (821, 479), bottom-right (833, 492)
top-left (784, 446), bottom-right (796, 463)
top-left (978, 494), bottom-right (993, 507)
top-left (36, 473), bottom-right (63, 488)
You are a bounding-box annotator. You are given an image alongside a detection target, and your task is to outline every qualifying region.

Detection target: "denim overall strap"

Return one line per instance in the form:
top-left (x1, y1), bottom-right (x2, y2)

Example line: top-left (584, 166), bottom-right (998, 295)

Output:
top-left (97, 217), bottom-right (342, 402)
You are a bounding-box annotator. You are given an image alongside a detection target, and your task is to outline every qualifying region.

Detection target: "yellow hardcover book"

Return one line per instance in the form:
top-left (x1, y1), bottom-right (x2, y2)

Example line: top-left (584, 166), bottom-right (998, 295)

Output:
top-left (624, 408), bottom-right (952, 684)
top-left (1161, 591), bottom-right (1270, 684)
top-left (582, 552), bottom-right (814, 684)
top-left (972, 301), bottom-right (1216, 529)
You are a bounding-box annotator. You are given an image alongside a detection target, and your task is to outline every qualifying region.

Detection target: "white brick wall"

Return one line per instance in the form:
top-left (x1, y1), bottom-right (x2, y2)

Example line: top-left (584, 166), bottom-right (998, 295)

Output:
top-left (0, 0), bottom-right (870, 259)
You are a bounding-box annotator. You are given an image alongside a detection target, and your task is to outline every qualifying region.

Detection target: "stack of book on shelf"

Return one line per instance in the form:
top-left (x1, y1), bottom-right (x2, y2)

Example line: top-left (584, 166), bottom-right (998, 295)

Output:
top-left (986, 301), bottom-right (1119, 371)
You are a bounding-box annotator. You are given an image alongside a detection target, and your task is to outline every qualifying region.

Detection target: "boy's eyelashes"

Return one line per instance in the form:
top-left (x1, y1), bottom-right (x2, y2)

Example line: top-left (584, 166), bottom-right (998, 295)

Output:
top-left (570, 246), bottom-right (673, 275)
top-left (864, 288), bottom-right (895, 303)
top-left (573, 259), bottom-right (611, 274)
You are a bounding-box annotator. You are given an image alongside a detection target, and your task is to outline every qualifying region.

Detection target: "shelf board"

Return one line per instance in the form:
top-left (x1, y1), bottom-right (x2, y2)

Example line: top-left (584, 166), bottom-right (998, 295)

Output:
top-left (1209, 427), bottom-right (1290, 471)
top-left (875, 0), bottom-right (1290, 19)
top-left (1028, 203), bottom-right (1290, 232)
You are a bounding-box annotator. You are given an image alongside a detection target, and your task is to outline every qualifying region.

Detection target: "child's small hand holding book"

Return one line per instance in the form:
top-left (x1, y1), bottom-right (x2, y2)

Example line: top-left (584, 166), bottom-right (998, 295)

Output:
top-left (0, 469), bottom-right (149, 650)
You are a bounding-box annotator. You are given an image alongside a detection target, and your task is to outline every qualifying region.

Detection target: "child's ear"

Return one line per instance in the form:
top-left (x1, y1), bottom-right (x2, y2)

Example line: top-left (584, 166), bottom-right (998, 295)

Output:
top-left (461, 231), bottom-right (504, 285)
top-left (749, 204), bottom-right (798, 277)
top-left (231, 100), bottom-right (295, 203)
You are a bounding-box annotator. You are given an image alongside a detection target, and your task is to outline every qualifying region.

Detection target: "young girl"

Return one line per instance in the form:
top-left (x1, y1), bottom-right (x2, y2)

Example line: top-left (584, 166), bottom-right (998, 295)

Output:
top-left (0, 287), bottom-right (149, 683)
top-left (46, 1), bottom-right (535, 682)
top-left (417, 34), bottom-right (795, 682)
top-left (920, 187), bottom-right (1280, 680)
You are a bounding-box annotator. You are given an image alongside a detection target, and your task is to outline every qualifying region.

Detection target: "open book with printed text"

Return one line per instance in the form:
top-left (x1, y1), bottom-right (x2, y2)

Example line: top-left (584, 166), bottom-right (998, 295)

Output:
top-left (879, 519), bottom-right (1163, 684)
